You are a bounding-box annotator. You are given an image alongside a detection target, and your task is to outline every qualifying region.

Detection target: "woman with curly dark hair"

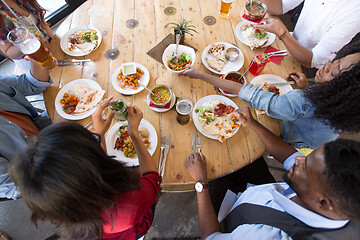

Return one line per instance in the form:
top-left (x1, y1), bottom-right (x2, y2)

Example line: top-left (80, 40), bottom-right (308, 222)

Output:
top-left (180, 41), bottom-right (360, 149)
top-left (0, 0), bottom-right (53, 72)
top-left (8, 98), bottom-right (161, 240)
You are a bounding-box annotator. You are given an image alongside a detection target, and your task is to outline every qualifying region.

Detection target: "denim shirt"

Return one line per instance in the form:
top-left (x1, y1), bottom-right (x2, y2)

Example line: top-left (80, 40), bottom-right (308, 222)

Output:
top-left (0, 71), bottom-right (52, 199)
top-left (238, 83), bottom-right (338, 149)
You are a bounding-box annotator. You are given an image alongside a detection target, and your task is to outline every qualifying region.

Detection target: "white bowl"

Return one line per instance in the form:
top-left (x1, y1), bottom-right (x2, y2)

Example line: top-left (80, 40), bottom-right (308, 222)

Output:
top-left (162, 44), bottom-right (196, 73)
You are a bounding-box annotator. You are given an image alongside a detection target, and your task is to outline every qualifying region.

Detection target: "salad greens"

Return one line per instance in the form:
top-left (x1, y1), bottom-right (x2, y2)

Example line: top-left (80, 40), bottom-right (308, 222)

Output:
top-left (195, 105), bottom-right (215, 123)
top-left (254, 28), bottom-right (268, 39)
top-left (83, 30), bottom-right (98, 42)
top-left (168, 53), bottom-right (192, 71)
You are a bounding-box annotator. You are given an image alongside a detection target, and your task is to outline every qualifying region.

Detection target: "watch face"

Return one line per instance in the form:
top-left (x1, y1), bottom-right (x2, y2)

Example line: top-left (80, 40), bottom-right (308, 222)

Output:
top-left (195, 182), bottom-right (204, 192)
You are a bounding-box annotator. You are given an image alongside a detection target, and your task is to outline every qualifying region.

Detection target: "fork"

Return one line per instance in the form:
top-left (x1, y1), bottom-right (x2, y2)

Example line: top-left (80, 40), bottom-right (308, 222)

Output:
top-left (196, 136), bottom-right (202, 154)
top-left (158, 136), bottom-right (166, 174)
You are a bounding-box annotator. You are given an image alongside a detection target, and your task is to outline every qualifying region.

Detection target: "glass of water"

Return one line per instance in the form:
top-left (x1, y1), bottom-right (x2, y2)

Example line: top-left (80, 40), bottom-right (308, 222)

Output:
top-left (176, 97), bottom-right (193, 125)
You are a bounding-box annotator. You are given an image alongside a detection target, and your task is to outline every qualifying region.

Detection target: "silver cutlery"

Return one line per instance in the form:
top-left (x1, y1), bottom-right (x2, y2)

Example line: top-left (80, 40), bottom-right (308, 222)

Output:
top-left (158, 136), bottom-right (166, 174)
top-left (191, 134), bottom-right (196, 154)
top-left (196, 136), bottom-right (202, 154)
top-left (57, 59), bottom-right (92, 63)
top-left (270, 81), bottom-right (295, 86)
top-left (138, 81), bottom-right (156, 97)
top-left (160, 134), bottom-right (171, 178)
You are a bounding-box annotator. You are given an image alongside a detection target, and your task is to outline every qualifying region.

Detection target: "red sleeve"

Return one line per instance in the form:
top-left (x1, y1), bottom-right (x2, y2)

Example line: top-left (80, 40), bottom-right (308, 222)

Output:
top-left (102, 172), bottom-right (162, 233)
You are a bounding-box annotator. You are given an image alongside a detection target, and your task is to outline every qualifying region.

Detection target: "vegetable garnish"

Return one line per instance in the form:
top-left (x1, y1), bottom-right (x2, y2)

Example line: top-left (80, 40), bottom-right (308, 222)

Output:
top-left (168, 53), bottom-right (192, 71)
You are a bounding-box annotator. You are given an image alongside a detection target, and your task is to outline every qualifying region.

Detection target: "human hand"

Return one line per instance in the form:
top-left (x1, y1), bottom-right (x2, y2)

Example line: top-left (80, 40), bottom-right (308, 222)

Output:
top-left (180, 65), bottom-right (206, 79)
top-left (287, 71), bottom-right (309, 89)
top-left (92, 97), bottom-right (116, 136)
top-left (231, 106), bottom-right (256, 127)
top-left (254, 18), bottom-right (285, 37)
top-left (127, 103), bottom-right (143, 137)
top-left (185, 153), bottom-right (207, 183)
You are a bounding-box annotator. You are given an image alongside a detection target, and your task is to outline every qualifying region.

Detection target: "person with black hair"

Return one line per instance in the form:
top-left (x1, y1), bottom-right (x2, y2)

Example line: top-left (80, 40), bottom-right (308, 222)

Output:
top-left (8, 101), bottom-right (161, 240)
top-left (181, 41), bottom-right (360, 149)
top-left (186, 106), bottom-right (360, 240)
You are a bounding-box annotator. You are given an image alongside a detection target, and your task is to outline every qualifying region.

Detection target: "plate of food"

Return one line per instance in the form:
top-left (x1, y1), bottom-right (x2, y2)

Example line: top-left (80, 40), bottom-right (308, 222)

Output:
top-left (235, 21), bottom-right (275, 50)
top-left (111, 63), bottom-right (150, 95)
top-left (55, 79), bottom-right (105, 120)
top-left (192, 95), bottom-right (240, 143)
top-left (162, 44), bottom-right (195, 73)
top-left (201, 42), bottom-right (244, 75)
top-left (251, 74), bottom-right (293, 115)
top-left (60, 26), bottom-right (102, 56)
top-left (105, 119), bottom-right (158, 166)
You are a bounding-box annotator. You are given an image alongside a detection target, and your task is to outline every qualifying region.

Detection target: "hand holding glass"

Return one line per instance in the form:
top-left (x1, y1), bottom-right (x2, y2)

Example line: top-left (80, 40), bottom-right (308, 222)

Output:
top-left (7, 27), bottom-right (57, 70)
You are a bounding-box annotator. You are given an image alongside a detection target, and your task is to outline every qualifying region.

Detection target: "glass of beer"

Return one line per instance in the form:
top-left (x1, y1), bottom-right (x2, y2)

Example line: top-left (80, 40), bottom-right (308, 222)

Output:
top-left (7, 27), bottom-right (57, 70)
top-left (219, 0), bottom-right (234, 19)
top-left (176, 97), bottom-right (193, 125)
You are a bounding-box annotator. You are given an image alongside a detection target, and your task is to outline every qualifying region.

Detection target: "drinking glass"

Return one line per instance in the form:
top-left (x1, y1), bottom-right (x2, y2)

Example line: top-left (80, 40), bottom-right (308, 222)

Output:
top-left (176, 97), bottom-right (193, 125)
top-left (7, 27), bottom-right (57, 70)
top-left (249, 54), bottom-right (268, 76)
top-left (219, 0), bottom-right (234, 19)
top-left (111, 99), bottom-right (128, 122)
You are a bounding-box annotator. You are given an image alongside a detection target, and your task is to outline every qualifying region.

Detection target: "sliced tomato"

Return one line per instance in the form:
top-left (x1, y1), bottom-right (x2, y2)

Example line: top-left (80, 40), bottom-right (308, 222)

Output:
top-left (225, 105), bottom-right (235, 114)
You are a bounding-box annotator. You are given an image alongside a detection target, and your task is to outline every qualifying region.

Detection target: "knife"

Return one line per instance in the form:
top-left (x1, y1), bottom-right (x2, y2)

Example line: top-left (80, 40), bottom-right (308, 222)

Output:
top-left (270, 81), bottom-right (295, 86)
top-left (191, 134), bottom-right (195, 154)
top-left (58, 59), bottom-right (92, 63)
top-left (160, 134), bottom-right (171, 178)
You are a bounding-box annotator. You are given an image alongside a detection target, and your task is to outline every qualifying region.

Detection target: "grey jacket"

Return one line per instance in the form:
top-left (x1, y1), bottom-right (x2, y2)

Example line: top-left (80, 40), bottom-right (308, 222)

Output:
top-left (0, 72), bottom-right (52, 199)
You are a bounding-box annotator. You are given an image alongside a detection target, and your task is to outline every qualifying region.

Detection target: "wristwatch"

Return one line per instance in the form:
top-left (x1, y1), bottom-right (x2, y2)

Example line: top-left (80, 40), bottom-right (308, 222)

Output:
top-left (195, 181), bottom-right (208, 192)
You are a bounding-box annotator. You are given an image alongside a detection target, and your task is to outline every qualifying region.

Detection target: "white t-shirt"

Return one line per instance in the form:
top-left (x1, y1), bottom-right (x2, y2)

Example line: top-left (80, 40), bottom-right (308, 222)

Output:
top-left (282, 0), bottom-right (360, 68)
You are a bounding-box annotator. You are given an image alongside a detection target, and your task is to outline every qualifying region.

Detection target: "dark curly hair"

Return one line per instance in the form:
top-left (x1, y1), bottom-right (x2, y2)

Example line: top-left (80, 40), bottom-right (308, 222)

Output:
top-left (323, 139), bottom-right (360, 220)
top-left (8, 122), bottom-right (140, 240)
top-left (303, 41), bottom-right (360, 133)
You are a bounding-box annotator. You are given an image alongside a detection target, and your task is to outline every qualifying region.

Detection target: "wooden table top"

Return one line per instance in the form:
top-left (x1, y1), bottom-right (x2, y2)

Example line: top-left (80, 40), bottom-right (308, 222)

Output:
top-left (44, 0), bottom-right (301, 191)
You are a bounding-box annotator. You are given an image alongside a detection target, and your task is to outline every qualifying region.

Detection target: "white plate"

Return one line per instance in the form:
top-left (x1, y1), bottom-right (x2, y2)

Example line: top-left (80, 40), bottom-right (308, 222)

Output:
top-left (250, 74), bottom-right (293, 95)
top-left (240, 8), bottom-right (266, 24)
top-left (146, 91), bottom-right (176, 113)
top-left (111, 63), bottom-right (150, 95)
top-left (235, 21), bottom-right (275, 49)
top-left (54, 79), bottom-right (103, 120)
top-left (192, 95), bottom-right (240, 141)
top-left (60, 26), bottom-right (102, 56)
top-left (201, 42), bottom-right (245, 75)
top-left (162, 44), bottom-right (196, 73)
top-left (106, 119), bottom-right (158, 167)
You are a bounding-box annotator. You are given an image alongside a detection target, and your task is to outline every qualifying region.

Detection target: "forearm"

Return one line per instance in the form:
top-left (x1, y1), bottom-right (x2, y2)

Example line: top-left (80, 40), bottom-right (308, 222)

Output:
top-left (280, 33), bottom-right (313, 68)
top-left (197, 190), bottom-right (221, 239)
top-left (248, 120), bottom-right (296, 164)
top-left (1, 43), bottom-right (24, 59)
top-left (30, 60), bottom-right (50, 82)
top-left (130, 131), bottom-right (157, 174)
top-left (199, 72), bottom-right (242, 94)
top-left (260, 0), bottom-right (283, 15)
top-left (40, 20), bottom-right (54, 38)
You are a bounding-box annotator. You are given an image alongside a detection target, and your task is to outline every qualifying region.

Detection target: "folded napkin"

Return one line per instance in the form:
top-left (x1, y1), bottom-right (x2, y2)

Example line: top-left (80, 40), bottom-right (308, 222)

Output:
top-left (242, 12), bottom-right (267, 24)
top-left (149, 101), bottom-right (172, 109)
top-left (264, 46), bottom-right (285, 64)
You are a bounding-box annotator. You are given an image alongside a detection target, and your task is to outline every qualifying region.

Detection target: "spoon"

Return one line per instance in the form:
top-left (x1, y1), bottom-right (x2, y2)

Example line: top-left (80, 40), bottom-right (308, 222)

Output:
top-left (138, 81), bottom-right (156, 97)
top-left (236, 61), bottom-right (253, 82)
top-left (175, 33), bottom-right (181, 58)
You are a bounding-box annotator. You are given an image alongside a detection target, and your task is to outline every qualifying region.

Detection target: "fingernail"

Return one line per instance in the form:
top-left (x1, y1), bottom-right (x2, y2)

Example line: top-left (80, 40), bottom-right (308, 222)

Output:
top-left (127, 103), bottom-right (131, 107)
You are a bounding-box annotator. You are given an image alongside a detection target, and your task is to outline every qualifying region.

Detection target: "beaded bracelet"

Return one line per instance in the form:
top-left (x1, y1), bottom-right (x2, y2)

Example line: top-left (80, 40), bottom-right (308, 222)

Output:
top-left (279, 31), bottom-right (287, 40)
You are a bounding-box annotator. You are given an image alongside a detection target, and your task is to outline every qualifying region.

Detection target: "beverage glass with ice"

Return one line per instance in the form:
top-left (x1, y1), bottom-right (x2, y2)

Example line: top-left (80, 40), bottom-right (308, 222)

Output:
top-left (7, 27), bottom-right (57, 70)
top-left (176, 97), bottom-right (193, 125)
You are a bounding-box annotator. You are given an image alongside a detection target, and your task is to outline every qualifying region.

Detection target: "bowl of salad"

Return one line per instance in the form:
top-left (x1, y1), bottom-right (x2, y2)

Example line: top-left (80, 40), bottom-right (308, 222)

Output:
top-left (162, 44), bottom-right (196, 73)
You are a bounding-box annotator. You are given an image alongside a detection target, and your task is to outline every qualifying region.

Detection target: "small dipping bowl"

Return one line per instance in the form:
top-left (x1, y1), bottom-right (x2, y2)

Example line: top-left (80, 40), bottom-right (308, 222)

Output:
top-left (225, 48), bottom-right (240, 62)
top-left (244, 1), bottom-right (267, 21)
top-left (149, 84), bottom-right (173, 107)
top-left (223, 71), bottom-right (247, 84)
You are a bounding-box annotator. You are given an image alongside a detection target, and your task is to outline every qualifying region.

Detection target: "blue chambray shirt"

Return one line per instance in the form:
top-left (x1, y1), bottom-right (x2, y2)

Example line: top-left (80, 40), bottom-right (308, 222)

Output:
top-left (0, 71), bottom-right (52, 199)
top-left (238, 83), bottom-right (338, 149)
